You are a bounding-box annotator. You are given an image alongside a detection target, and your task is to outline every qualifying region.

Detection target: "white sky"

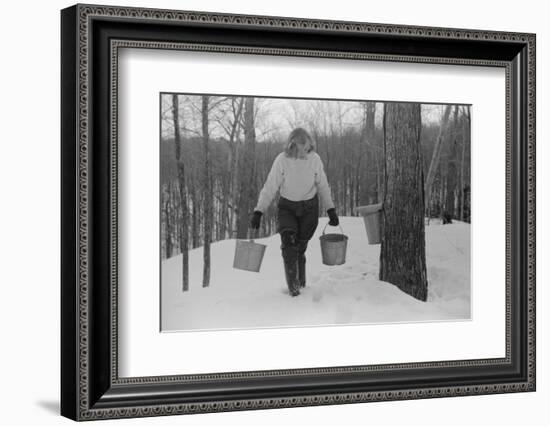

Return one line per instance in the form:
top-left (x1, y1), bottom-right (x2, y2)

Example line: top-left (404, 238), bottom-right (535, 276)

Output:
top-left (161, 95), bottom-right (463, 142)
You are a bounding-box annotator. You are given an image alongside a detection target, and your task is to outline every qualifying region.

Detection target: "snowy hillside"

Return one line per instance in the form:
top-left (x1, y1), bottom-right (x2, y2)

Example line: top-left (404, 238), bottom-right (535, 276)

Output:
top-left (161, 217), bottom-right (470, 332)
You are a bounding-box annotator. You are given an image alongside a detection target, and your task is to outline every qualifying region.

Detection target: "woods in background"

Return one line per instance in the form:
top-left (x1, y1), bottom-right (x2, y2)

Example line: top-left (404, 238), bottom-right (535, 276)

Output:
top-left (160, 94), bottom-right (471, 291)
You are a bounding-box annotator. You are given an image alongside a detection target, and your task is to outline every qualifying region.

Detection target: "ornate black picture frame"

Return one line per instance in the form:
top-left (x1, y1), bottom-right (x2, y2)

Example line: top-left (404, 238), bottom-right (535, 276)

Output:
top-left (61, 3), bottom-right (536, 421)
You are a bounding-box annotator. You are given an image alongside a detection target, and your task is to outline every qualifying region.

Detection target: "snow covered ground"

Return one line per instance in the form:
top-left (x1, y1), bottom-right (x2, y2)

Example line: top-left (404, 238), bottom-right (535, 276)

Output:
top-left (161, 217), bottom-right (471, 332)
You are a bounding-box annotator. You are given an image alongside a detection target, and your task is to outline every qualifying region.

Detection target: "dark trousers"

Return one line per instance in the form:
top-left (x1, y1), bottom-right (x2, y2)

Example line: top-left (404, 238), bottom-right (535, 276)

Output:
top-left (277, 195), bottom-right (319, 294)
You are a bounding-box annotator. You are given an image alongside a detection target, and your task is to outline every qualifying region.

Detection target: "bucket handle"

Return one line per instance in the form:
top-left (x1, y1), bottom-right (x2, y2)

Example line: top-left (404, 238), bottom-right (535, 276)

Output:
top-left (247, 227), bottom-right (259, 242)
top-left (322, 222), bottom-right (344, 236)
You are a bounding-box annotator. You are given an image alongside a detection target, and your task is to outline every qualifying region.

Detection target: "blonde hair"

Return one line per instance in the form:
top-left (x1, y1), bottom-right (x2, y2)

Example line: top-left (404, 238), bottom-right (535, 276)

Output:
top-left (284, 127), bottom-right (315, 158)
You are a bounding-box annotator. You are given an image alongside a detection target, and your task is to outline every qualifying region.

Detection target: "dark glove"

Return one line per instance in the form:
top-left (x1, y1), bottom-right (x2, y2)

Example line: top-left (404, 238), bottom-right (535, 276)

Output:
top-left (327, 208), bottom-right (339, 226)
top-left (250, 211), bottom-right (263, 229)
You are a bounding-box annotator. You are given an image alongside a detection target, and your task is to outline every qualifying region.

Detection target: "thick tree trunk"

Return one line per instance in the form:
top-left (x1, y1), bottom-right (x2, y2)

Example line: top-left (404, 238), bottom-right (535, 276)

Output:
top-left (202, 96), bottom-right (212, 287)
top-left (459, 122), bottom-right (466, 221)
top-left (236, 97), bottom-right (256, 239)
top-left (172, 95), bottom-right (189, 291)
top-left (380, 102), bottom-right (428, 301)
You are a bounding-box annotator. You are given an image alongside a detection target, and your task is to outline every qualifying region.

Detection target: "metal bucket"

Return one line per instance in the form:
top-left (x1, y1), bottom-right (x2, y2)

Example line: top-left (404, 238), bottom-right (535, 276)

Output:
top-left (319, 223), bottom-right (348, 265)
top-left (355, 203), bottom-right (383, 245)
top-left (233, 229), bottom-right (267, 272)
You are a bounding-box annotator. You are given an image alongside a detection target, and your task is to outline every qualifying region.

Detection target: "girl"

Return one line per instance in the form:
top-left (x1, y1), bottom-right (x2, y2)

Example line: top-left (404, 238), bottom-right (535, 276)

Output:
top-left (250, 128), bottom-right (339, 297)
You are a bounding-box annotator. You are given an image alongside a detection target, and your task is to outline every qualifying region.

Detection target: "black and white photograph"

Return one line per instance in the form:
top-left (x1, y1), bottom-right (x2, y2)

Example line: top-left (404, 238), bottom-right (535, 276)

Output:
top-left (160, 93), bottom-right (472, 332)
top-left (54, 1), bottom-right (537, 422)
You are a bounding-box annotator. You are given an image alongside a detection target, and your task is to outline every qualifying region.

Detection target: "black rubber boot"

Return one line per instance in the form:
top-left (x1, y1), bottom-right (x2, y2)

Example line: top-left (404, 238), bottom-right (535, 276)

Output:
top-left (297, 240), bottom-right (308, 288)
top-left (281, 231), bottom-right (300, 296)
top-left (283, 255), bottom-right (300, 297)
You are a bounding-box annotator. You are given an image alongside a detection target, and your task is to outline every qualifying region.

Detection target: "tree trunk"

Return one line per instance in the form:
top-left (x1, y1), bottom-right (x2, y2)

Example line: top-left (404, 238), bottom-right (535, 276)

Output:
top-left (380, 102), bottom-right (428, 301)
top-left (459, 117), bottom-right (465, 222)
top-left (170, 183), bottom-right (179, 253)
top-left (445, 140), bottom-right (457, 222)
top-left (172, 95), bottom-right (189, 291)
top-left (444, 106), bottom-right (459, 222)
top-left (163, 183), bottom-right (173, 259)
top-left (229, 98), bottom-right (244, 238)
top-left (363, 102), bottom-right (377, 204)
top-left (229, 140), bottom-right (241, 237)
top-left (376, 105), bottom-right (383, 202)
top-left (460, 107), bottom-right (470, 221)
top-left (236, 97), bottom-right (256, 239)
top-left (173, 184), bottom-right (180, 252)
top-left (220, 177), bottom-right (229, 240)
top-left (190, 175), bottom-right (199, 248)
top-left (202, 96), bottom-right (212, 287)
top-left (424, 105), bottom-right (452, 216)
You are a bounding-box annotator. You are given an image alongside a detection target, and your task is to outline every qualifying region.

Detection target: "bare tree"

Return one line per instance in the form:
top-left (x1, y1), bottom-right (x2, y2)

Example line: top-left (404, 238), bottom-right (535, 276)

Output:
top-left (424, 105), bottom-right (452, 216)
top-left (236, 97), bottom-right (257, 239)
top-left (224, 98), bottom-right (245, 237)
top-left (172, 94), bottom-right (189, 291)
top-left (163, 183), bottom-right (173, 258)
top-left (380, 102), bottom-right (428, 301)
top-left (202, 95), bottom-right (212, 287)
top-left (361, 101), bottom-right (378, 204)
top-left (459, 106), bottom-right (471, 221)
top-left (443, 106), bottom-right (460, 222)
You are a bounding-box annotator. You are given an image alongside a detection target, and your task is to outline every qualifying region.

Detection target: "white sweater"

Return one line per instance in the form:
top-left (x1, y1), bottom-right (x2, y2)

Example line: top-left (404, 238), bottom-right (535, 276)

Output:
top-left (254, 151), bottom-right (335, 213)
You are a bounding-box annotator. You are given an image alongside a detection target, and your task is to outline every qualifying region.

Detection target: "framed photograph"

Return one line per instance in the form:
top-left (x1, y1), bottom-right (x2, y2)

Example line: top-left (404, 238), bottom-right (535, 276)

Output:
top-left (61, 3), bottom-right (536, 421)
